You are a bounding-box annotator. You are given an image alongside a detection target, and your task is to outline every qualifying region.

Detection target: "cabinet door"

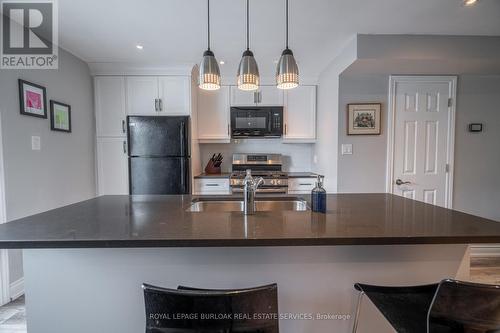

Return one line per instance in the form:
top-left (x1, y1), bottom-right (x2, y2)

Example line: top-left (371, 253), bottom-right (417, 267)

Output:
top-left (284, 85), bottom-right (317, 142)
top-left (288, 178), bottom-right (316, 194)
top-left (97, 137), bottom-right (129, 195)
top-left (94, 77), bottom-right (126, 137)
top-left (230, 86), bottom-right (256, 106)
top-left (158, 76), bottom-right (191, 115)
top-left (126, 77), bottom-right (158, 115)
top-left (258, 86), bottom-right (284, 106)
top-left (197, 86), bottom-right (230, 142)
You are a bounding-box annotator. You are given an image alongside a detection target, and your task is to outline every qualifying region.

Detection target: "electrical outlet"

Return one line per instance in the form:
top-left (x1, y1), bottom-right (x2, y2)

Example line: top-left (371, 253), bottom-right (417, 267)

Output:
top-left (341, 144), bottom-right (353, 155)
top-left (31, 136), bottom-right (41, 150)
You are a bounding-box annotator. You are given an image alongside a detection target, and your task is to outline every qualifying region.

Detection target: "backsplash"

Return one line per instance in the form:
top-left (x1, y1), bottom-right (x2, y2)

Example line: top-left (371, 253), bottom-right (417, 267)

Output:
top-left (199, 140), bottom-right (314, 173)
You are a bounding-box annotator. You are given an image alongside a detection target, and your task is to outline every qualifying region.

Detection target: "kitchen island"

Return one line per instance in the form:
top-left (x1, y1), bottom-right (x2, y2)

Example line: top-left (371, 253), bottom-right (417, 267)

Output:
top-left (2, 194), bottom-right (500, 333)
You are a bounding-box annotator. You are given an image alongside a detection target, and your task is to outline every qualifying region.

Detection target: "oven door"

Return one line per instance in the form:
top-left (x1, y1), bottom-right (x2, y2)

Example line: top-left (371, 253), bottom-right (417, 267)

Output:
top-left (230, 107), bottom-right (282, 138)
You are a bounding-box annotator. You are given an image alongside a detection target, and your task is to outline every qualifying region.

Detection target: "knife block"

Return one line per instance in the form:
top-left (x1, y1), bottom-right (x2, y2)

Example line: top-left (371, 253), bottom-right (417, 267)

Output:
top-left (204, 160), bottom-right (221, 174)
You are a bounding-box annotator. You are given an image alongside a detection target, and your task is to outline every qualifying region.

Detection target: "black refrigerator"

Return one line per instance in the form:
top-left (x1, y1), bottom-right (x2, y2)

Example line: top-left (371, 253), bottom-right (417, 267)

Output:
top-left (127, 116), bottom-right (190, 195)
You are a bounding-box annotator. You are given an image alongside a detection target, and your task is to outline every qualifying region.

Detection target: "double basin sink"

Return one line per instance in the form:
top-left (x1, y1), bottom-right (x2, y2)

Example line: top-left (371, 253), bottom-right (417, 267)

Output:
top-left (187, 197), bottom-right (309, 212)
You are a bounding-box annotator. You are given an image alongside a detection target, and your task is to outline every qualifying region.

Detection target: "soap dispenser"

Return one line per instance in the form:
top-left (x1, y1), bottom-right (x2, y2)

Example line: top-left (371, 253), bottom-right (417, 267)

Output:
top-left (311, 175), bottom-right (326, 213)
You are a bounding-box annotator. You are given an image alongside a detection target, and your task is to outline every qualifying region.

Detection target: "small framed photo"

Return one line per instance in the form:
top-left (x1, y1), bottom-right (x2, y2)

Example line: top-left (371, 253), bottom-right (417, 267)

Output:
top-left (347, 103), bottom-right (381, 135)
top-left (18, 79), bottom-right (47, 118)
top-left (50, 100), bottom-right (71, 133)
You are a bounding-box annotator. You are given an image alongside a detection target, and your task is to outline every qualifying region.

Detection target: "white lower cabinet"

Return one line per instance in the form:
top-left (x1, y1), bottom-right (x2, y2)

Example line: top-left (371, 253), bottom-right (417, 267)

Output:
top-left (97, 137), bottom-right (129, 195)
top-left (193, 178), bottom-right (230, 195)
top-left (288, 178), bottom-right (316, 194)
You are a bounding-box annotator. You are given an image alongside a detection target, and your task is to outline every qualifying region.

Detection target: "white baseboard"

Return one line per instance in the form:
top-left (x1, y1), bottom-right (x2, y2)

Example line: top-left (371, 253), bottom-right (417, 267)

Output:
top-left (470, 245), bottom-right (500, 257)
top-left (9, 277), bottom-right (24, 300)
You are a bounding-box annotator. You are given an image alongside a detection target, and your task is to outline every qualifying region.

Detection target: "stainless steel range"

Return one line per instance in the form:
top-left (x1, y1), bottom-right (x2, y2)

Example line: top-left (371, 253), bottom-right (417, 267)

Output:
top-left (230, 153), bottom-right (288, 194)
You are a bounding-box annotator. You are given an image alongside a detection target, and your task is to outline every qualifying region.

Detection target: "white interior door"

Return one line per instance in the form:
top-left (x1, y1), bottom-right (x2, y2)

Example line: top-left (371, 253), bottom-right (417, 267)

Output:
top-left (389, 76), bottom-right (456, 207)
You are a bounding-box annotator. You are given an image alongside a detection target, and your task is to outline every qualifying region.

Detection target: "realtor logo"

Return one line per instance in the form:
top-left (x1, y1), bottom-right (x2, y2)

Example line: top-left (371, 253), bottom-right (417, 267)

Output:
top-left (1, 0), bottom-right (58, 69)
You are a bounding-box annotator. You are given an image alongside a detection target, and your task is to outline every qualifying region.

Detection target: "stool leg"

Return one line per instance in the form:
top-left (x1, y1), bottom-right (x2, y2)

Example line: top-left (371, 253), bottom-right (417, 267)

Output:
top-left (351, 291), bottom-right (364, 333)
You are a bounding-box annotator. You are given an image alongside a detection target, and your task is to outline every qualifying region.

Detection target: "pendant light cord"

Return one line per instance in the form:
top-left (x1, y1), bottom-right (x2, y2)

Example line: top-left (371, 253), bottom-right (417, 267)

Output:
top-left (207, 0), bottom-right (211, 51)
top-left (285, 0), bottom-right (289, 49)
top-left (246, 0), bottom-right (250, 50)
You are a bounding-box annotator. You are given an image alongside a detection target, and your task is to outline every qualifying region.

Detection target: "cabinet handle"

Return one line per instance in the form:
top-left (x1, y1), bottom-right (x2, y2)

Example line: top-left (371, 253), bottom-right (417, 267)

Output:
top-left (284, 124), bottom-right (287, 135)
top-left (205, 184), bottom-right (220, 187)
top-left (227, 124), bottom-right (230, 135)
top-left (123, 141), bottom-right (127, 154)
top-left (158, 98), bottom-right (163, 111)
top-left (253, 92), bottom-right (257, 104)
top-left (259, 91), bottom-right (262, 103)
top-left (299, 183), bottom-right (313, 186)
top-left (154, 99), bottom-right (159, 111)
top-left (122, 120), bottom-right (126, 133)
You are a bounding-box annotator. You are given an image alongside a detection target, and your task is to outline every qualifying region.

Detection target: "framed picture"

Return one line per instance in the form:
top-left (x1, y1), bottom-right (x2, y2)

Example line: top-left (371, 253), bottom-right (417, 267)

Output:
top-left (18, 79), bottom-right (47, 118)
top-left (50, 100), bottom-right (71, 133)
top-left (347, 103), bottom-right (381, 135)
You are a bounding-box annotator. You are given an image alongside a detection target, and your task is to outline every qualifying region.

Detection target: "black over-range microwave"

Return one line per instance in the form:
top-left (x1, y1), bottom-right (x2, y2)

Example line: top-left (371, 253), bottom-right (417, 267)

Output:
top-left (230, 106), bottom-right (283, 138)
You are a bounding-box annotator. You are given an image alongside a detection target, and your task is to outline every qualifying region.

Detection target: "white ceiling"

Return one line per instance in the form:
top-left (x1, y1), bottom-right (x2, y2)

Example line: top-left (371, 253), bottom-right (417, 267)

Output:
top-left (59, 0), bottom-right (500, 80)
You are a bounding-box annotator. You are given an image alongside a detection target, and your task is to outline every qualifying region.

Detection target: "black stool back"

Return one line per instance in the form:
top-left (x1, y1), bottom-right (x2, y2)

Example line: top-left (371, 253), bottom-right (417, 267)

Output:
top-left (353, 283), bottom-right (438, 333)
top-left (428, 279), bottom-right (500, 333)
top-left (143, 283), bottom-right (279, 333)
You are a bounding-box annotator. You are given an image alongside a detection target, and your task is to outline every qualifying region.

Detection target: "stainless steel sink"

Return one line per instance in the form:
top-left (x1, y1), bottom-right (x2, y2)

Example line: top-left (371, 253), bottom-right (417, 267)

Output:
top-left (187, 197), bottom-right (309, 212)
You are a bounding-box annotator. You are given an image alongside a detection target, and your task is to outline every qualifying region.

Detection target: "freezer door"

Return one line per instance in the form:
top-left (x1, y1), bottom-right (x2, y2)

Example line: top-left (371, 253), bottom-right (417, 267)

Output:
top-left (128, 116), bottom-right (189, 157)
top-left (129, 157), bottom-right (190, 195)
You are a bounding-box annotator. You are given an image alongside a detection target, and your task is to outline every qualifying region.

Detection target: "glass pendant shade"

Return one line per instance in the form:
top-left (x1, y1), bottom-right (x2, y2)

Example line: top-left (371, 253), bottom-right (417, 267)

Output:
top-left (237, 50), bottom-right (259, 91)
top-left (276, 48), bottom-right (299, 89)
top-left (199, 49), bottom-right (221, 90)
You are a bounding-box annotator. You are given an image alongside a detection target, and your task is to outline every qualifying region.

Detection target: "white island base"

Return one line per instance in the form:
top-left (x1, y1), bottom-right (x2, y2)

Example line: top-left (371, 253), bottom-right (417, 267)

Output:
top-left (24, 245), bottom-right (469, 333)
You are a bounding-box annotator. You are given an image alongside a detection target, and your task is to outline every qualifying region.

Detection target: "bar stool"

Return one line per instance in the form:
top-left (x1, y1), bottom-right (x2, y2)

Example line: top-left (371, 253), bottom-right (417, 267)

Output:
top-left (352, 279), bottom-right (500, 333)
top-left (428, 279), bottom-right (500, 332)
top-left (143, 283), bottom-right (279, 333)
top-left (351, 282), bottom-right (438, 332)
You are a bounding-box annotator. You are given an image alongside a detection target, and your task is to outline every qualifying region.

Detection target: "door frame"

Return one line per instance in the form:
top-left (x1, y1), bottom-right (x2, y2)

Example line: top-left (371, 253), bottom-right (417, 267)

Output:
top-left (386, 76), bottom-right (457, 208)
top-left (0, 112), bottom-right (10, 305)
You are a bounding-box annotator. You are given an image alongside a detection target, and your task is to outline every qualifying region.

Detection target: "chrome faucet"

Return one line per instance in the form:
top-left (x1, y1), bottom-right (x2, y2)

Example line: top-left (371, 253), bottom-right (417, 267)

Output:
top-left (243, 169), bottom-right (264, 215)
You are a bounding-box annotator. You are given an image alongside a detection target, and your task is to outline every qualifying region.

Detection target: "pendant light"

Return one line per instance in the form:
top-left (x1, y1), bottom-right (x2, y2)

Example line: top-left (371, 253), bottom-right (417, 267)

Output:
top-left (237, 0), bottom-right (259, 91)
top-left (276, 0), bottom-right (299, 89)
top-left (199, 0), bottom-right (221, 90)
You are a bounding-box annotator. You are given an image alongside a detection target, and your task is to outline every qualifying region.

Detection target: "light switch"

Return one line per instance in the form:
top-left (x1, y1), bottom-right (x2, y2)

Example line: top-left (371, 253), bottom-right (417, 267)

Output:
top-left (341, 144), bottom-right (352, 155)
top-left (31, 136), bottom-right (41, 150)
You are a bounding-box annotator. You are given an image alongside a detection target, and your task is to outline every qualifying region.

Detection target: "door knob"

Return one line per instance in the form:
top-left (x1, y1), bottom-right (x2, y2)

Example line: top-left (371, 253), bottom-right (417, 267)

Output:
top-left (395, 179), bottom-right (411, 186)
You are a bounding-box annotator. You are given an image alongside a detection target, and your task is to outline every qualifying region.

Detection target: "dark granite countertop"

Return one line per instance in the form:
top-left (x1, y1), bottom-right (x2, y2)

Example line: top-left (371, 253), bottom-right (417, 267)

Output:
top-left (0, 194), bottom-right (499, 249)
top-left (194, 173), bottom-right (232, 179)
top-left (287, 172), bottom-right (320, 178)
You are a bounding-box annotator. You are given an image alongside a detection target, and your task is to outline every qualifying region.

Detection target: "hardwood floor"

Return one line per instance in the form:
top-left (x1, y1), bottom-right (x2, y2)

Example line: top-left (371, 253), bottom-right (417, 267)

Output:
top-left (470, 256), bottom-right (500, 284)
top-left (0, 256), bottom-right (496, 333)
top-left (0, 295), bottom-right (25, 332)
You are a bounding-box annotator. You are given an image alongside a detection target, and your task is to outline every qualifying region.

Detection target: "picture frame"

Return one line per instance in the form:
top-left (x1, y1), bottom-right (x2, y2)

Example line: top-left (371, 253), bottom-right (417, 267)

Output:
top-left (347, 103), bottom-right (381, 135)
top-left (18, 79), bottom-right (48, 118)
top-left (50, 100), bottom-right (72, 133)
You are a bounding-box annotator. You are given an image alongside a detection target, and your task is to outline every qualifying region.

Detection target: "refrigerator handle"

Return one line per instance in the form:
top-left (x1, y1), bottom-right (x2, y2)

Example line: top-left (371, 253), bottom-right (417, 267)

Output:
top-left (180, 158), bottom-right (186, 194)
top-left (180, 121), bottom-right (185, 156)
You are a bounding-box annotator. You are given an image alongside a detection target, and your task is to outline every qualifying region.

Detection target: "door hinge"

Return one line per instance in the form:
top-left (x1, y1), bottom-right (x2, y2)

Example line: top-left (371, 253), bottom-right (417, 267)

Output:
top-left (448, 98), bottom-right (453, 107)
top-left (445, 164), bottom-right (450, 173)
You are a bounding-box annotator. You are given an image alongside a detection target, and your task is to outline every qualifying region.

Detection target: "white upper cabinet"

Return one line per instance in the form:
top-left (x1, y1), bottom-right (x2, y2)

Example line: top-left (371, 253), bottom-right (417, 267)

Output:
top-left (126, 77), bottom-right (159, 116)
top-left (258, 86), bottom-right (284, 106)
top-left (283, 85), bottom-right (317, 142)
top-left (126, 76), bottom-right (190, 116)
top-left (230, 86), bottom-right (256, 106)
top-left (94, 77), bottom-right (127, 137)
top-left (97, 137), bottom-right (129, 195)
top-left (230, 85), bottom-right (284, 106)
top-left (197, 86), bottom-right (230, 143)
top-left (158, 76), bottom-right (191, 115)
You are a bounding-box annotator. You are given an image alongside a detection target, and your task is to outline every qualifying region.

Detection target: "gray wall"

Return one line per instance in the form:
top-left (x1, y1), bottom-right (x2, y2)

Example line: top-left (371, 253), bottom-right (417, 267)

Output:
top-left (199, 141), bottom-right (313, 173)
top-left (338, 74), bottom-right (389, 193)
top-left (453, 76), bottom-right (500, 221)
top-left (0, 48), bottom-right (96, 283)
top-left (337, 74), bottom-right (500, 221)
